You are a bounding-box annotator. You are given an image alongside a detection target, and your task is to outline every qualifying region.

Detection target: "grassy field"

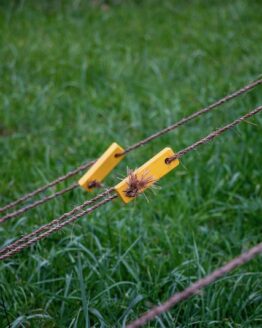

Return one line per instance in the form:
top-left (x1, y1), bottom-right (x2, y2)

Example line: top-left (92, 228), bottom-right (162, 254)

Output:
top-left (0, 1), bottom-right (262, 327)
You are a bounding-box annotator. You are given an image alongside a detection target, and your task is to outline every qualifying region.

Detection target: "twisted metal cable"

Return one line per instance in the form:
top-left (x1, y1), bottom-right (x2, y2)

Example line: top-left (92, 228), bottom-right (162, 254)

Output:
top-left (0, 105), bottom-right (260, 260)
top-left (0, 194), bottom-right (117, 261)
top-left (0, 182), bottom-right (79, 224)
top-left (0, 188), bottom-right (114, 256)
top-left (117, 78), bottom-right (262, 156)
top-left (127, 242), bottom-right (262, 328)
top-left (1, 79), bottom-right (261, 215)
top-left (166, 105), bottom-right (262, 163)
top-left (0, 161), bottom-right (95, 214)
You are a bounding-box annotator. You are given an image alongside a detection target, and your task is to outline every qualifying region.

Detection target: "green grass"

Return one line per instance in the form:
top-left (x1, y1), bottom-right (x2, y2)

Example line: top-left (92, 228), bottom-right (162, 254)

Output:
top-left (0, 0), bottom-right (262, 327)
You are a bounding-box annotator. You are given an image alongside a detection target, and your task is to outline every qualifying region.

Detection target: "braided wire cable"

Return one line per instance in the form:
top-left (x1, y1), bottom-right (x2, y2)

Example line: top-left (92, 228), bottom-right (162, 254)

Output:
top-left (0, 105), bottom-right (260, 260)
top-left (0, 182), bottom-right (79, 224)
top-left (127, 242), bottom-right (262, 328)
top-left (117, 78), bottom-right (262, 156)
top-left (167, 105), bottom-right (262, 162)
top-left (0, 188), bottom-right (114, 256)
top-left (0, 194), bottom-right (117, 261)
top-left (1, 79), bottom-right (261, 216)
top-left (0, 161), bottom-right (95, 214)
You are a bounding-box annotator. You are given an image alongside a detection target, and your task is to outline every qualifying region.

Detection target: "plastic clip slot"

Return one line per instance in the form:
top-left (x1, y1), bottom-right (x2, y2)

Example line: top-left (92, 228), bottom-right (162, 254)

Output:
top-left (114, 147), bottom-right (179, 203)
top-left (79, 142), bottom-right (124, 191)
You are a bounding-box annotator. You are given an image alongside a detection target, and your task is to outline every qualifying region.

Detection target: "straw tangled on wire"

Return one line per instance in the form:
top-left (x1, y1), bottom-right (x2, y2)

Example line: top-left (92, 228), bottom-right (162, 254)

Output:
top-left (1, 78), bottom-right (261, 220)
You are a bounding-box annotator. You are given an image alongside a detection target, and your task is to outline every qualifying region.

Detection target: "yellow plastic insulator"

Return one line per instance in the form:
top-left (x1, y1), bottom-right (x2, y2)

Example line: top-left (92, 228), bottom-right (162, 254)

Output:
top-left (114, 147), bottom-right (179, 203)
top-left (79, 142), bottom-right (124, 191)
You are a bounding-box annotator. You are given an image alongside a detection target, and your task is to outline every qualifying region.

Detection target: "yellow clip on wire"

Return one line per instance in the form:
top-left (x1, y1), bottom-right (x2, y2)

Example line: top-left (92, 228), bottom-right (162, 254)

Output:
top-left (114, 147), bottom-right (179, 203)
top-left (79, 142), bottom-right (124, 191)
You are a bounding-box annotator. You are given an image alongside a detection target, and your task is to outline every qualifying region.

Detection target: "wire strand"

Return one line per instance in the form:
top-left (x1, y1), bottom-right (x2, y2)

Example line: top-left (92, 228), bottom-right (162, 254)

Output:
top-left (127, 242), bottom-right (262, 328)
top-left (167, 105), bottom-right (262, 162)
top-left (1, 79), bottom-right (261, 215)
top-left (0, 161), bottom-right (95, 214)
top-left (0, 194), bottom-right (117, 261)
top-left (0, 188), bottom-right (114, 256)
top-left (0, 105), bottom-right (260, 260)
top-left (0, 182), bottom-right (79, 224)
top-left (117, 78), bottom-right (262, 156)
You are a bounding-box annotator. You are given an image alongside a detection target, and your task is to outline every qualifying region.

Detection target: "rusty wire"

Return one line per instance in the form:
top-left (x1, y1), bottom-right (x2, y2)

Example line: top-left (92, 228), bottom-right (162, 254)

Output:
top-left (0, 105), bottom-right (260, 260)
top-left (0, 193), bottom-right (117, 261)
top-left (116, 78), bottom-right (262, 156)
top-left (0, 188), bottom-right (114, 257)
top-left (0, 161), bottom-right (95, 214)
top-left (127, 242), bottom-right (262, 328)
top-left (1, 79), bottom-right (261, 218)
top-left (167, 105), bottom-right (262, 163)
top-left (0, 182), bottom-right (79, 224)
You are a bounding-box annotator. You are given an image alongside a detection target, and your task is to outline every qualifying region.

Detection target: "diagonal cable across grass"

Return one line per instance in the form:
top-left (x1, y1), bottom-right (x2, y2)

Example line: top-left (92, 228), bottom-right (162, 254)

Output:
top-left (0, 78), bottom-right (261, 222)
top-left (0, 182), bottom-right (79, 224)
top-left (0, 194), bottom-right (118, 260)
top-left (0, 188), bottom-right (114, 256)
top-left (0, 105), bottom-right (261, 260)
top-left (126, 241), bottom-right (262, 328)
top-left (0, 161), bottom-right (95, 214)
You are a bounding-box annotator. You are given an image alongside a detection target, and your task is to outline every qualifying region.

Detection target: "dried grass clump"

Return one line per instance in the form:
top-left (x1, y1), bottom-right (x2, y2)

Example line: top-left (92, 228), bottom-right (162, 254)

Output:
top-left (124, 169), bottom-right (155, 198)
top-left (88, 180), bottom-right (102, 189)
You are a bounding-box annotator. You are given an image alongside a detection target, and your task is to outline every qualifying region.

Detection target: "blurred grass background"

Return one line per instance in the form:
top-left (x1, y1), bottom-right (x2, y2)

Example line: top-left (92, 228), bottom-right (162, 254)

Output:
top-left (0, 0), bottom-right (262, 327)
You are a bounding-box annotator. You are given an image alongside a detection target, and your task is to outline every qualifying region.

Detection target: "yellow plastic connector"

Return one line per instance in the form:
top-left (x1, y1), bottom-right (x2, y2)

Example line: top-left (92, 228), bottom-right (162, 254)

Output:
top-left (114, 147), bottom-right (179, 203)
top-left (79, 142), bottom-right (124, 191)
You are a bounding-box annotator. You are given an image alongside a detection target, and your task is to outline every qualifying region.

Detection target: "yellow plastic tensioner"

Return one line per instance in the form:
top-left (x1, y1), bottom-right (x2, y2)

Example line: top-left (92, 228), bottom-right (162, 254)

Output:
top-left (114, 147), bottom-right (179, 203)
top-left (79, 142), bottom-right (124, 191)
